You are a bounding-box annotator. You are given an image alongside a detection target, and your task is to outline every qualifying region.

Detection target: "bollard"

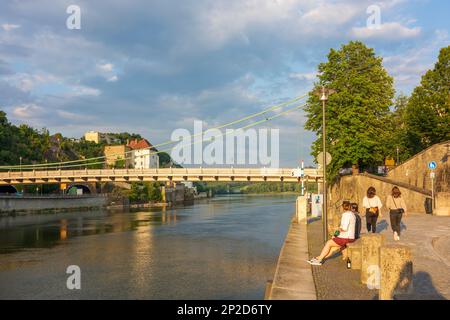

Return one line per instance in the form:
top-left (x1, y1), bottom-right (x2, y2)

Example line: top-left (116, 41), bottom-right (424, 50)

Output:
top-left (361, 234), bottom-right (385, 285)
top-left (380, 245), bottom-right (413, 300)
top-left (296, 196), bottom-right (307, 224)
top-left (350, 245), bottom-right (362, 270)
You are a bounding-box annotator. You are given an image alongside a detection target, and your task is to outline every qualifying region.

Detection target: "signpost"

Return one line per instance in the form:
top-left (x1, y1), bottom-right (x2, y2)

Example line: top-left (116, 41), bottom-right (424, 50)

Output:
top-left (428, 161), bottom-right (437, 213)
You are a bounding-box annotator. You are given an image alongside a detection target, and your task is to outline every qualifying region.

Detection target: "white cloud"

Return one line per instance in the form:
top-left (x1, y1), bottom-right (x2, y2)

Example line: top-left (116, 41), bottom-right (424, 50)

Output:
top-left (68, 85), bottom-right (101, 97)
top-left (12, 103), bottom-right (45, 118)
top-left (1, 24), bottom-right (20, 31)
top-left (4, 73), bottom-right (58, 92)
top-left (351, 22), bottom-right (421, 39)
top-left (289, 72), bottom-right (317, 81)
top-left (384, 30), bottom-right (449, 91)
top-left (97, 63), bottom-right (114, 72)
top-left (57, 110), bottom-right (94, 121)
top-left (96, 62), bottom-right (118, 82)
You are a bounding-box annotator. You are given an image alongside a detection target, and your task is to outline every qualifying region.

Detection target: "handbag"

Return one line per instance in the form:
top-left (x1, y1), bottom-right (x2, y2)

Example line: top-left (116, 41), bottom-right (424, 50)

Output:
top-left (366, 198), bottom-right (379, 217)
top-left (392, 197), bottom-right (405, 214)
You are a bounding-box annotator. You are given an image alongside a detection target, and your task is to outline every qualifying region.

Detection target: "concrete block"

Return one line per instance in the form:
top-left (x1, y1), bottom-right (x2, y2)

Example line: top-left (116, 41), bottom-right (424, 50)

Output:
top-left (349, 243), bottom-right (362, 270)
top-left (296, 196), bottom-right (307, 224)
top-left (361, 234), bottom-right (385, 285)
top-left (380, 245), bottom-right (413, 300)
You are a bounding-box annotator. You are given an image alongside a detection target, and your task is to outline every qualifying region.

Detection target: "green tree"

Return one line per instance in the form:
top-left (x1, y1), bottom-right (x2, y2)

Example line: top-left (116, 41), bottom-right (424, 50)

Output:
top-left (129, 182), bottom-right (149, 203)
top-left (304, 41), bottom-right (395, 179)
top-left (148, 182), bottom-right (162, 201)
top-left (405, 46), bottom-right (450, 154)
top-left (385, 94), bottom-right (412, 163)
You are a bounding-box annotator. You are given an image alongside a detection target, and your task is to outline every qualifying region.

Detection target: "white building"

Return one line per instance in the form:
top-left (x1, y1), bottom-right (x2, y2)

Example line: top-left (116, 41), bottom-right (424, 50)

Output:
top-left (127, 139), bottom-right (159, 169)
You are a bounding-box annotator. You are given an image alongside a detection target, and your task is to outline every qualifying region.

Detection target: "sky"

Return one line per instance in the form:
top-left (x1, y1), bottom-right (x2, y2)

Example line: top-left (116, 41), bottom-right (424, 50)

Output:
top-left (0, 0), bottom-right (449, 167)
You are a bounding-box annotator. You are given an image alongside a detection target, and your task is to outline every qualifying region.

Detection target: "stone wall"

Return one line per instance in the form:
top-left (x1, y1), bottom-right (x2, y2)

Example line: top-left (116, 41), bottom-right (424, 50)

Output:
top-left (329, 174), bottom-right (432, 221)
top-left (0, 195), bottom-right (107, 214)
top-left (387, 141), bottom-right (449, 192)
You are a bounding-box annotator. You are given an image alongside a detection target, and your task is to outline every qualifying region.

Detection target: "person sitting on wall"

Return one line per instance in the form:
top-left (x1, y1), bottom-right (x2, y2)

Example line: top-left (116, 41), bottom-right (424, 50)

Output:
top-left (307, 201), bottom-right (356, 266)
top-left (351, 203), bottom-right (362, 240)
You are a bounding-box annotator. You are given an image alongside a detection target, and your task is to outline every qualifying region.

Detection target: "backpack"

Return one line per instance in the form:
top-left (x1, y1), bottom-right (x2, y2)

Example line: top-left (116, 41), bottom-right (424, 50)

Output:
top-left (354, 214), bottom-right (362, 239)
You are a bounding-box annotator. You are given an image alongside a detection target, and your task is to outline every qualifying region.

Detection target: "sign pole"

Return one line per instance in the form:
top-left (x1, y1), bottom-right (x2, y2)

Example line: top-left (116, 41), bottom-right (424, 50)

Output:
top-left (431, 172), bottom-right (435, 213)
top-left (316, 86), bottom-right (335, 244)
top-left (428, 161), bottom-right (437, 214)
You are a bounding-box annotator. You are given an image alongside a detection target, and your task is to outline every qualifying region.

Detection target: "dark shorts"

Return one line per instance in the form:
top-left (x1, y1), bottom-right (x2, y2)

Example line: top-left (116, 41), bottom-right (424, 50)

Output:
top-left (332, 237), bottom-right (355, 247)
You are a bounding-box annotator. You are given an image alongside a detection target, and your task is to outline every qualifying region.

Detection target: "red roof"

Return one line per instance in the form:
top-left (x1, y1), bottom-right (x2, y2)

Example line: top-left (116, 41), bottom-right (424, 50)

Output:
top-left (127, 139), bottom-right (154, 150)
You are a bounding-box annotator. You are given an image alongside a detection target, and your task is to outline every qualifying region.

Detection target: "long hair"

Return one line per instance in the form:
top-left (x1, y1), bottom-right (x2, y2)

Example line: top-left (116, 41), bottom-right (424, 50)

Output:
top-left (342, 200), bottom-right (351, 211)
top-left (392, 186), bottom-right (401, 198)
top-left (367, 187), bottom-right (376, 198)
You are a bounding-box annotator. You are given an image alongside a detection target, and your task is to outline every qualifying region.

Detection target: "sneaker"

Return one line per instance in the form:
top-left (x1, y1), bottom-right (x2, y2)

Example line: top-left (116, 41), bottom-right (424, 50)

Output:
top-left (307, 258), bottom-right (323, 266)
top-left (394, 232), bottom-right (400, 241)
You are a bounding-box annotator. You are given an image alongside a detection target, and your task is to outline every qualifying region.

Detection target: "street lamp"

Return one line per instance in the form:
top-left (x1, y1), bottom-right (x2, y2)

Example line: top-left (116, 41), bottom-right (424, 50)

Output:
top-left (19, 156), bottom-right (22, 172)
top-left (316, 86), bottom-right (335, 243)
top-left (396, 146), bottom-right (400, 166)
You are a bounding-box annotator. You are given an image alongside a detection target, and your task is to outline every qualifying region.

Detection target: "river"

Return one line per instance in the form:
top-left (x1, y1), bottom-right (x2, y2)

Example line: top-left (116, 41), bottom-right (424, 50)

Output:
top-left (0, 194), bottom-right (295, 299)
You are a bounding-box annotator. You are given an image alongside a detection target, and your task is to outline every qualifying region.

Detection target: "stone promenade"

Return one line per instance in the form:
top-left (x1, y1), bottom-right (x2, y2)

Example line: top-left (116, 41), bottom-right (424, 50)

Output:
top-left (308, 214), bottom-right (450, 300)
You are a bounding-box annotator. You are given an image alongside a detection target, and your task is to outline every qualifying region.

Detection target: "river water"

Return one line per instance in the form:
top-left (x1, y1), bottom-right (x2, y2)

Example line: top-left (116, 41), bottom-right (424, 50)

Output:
top-left (0, 195), bottom-right (295, 299)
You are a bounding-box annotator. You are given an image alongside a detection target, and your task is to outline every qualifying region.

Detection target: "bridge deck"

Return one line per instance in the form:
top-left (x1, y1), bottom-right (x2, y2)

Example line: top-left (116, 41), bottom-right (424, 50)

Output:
top-left (0, 168), bottom-right (323, 185)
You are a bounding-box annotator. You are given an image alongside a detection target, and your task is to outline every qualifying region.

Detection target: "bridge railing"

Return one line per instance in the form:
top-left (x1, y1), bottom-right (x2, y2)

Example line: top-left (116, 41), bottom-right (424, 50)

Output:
top-left (0, 167), bottom-right (323, 179)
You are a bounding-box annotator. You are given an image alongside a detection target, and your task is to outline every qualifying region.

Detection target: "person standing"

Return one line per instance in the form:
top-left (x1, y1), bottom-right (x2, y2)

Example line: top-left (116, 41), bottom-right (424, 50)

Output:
top-left (362, 187), bottom-right (383, 233)
top-left (386, 186), bottom-right (407, 241)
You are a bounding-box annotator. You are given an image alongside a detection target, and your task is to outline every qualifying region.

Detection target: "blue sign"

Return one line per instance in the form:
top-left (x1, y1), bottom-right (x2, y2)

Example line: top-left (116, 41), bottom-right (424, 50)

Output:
top-left (428, 161), bottom-right (437, 170)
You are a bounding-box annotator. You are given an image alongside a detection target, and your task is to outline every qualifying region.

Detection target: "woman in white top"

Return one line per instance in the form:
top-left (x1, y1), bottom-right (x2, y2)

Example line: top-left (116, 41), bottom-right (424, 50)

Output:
top-left (362, 187), bottom-right (383, 233)
top-left (307, 201), bottom-right (356, 266)
top-left (386, 186), bottom-right (408, 241)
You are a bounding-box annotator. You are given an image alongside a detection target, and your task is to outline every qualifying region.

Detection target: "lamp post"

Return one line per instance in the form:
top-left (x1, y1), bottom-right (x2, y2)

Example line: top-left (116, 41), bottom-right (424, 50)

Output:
top-left (396, 146), bottom-right (400, 165)
top-left (317, 86), bottom-right (335, 243)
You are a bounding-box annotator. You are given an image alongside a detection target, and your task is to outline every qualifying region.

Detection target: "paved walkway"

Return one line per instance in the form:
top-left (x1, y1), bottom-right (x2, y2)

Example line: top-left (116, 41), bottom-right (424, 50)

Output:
top-left (381, 214), bottom-right (450, 299)
top-left (308, 218), bottom-right (376, 300)
top-left (308, 214), bottom-right (450, 300)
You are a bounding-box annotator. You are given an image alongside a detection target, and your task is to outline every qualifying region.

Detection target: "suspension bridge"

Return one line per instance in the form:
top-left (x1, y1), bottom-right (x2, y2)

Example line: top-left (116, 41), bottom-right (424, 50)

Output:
top-left (0, 93), bottom-right (324, 187)
top-left (0, 167), bottom-right (323, 185)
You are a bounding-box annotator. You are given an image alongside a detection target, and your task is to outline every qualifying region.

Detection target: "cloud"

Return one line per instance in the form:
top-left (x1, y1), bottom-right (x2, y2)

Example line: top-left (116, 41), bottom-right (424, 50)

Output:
top-left (12, 103), bottom-right (45, 119)
top-left (289, 72), bottom-right (317, 81)
top-left (97, 63), bottom-right (113, 72)
top-left (351, 22), bottom-right (421, 40)
top-left (4, 73), bottom-right (58, 92)
top-left (383, 29), bottom-right (450, 91)
top-left (1, 23), bottom-right (20, 31)
top-left (96, 62), bottom-right (119, 82)
top-left (68, 85), bottom-right (101, 97)
top-left (0, 0), bottom-right (447, 166)
top-left (57, 110), bottom-right (94, 122)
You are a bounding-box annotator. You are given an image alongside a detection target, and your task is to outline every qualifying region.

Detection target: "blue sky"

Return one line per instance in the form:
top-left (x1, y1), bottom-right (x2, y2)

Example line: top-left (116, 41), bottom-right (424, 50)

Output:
top-left (0, 0), bottom-right (449, 166)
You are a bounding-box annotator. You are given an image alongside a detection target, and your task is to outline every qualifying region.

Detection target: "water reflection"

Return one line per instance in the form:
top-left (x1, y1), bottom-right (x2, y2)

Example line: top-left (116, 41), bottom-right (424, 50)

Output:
top-left (0, 195), bottom-right (296, 299)
top-left (0, 206), bottom-right (181, 254)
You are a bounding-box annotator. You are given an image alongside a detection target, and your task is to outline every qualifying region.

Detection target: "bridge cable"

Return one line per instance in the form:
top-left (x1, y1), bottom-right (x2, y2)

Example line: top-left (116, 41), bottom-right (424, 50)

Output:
top-left (4, 102), bottom-right (307, 170)
top-left (0, 94), bottom-right (308, 170)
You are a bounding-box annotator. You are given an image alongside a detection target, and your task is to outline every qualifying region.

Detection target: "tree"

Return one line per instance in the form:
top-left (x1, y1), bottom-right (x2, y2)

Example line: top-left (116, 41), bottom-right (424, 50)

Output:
top-left (385, 94), bottom-right (412, 163)
top-left (405, 46), bottom-right (450, 154)
top-left (129, 182), bottom-right (149, 203)
top-left (148, 182), bottom-right (162, 201)
top-left (304, 41), bottom-right (395, 179)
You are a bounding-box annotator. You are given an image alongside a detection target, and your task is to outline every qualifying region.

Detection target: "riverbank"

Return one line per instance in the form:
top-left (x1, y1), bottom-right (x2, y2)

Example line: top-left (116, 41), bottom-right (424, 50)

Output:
top-left (0, 195), bottom-right (107, 216)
